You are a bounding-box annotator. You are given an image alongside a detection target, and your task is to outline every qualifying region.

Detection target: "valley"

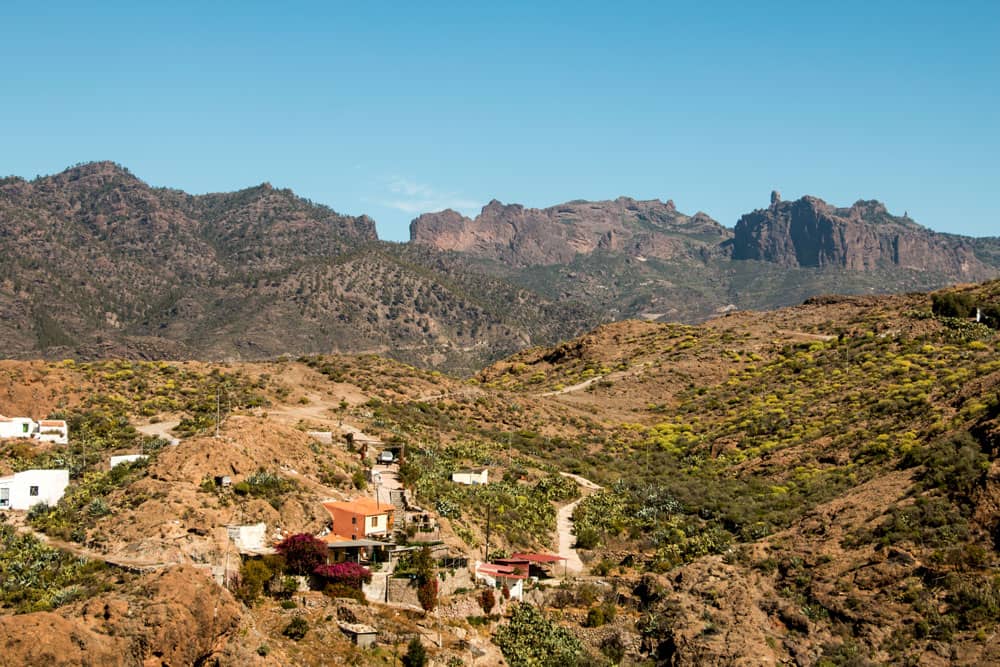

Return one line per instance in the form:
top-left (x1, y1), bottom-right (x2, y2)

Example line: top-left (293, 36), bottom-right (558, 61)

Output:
top-left (1, 280), bottom-right (998, 664)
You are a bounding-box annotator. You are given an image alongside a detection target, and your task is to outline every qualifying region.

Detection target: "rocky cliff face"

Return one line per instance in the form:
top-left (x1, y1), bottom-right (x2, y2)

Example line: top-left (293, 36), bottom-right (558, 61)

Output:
top-left (732, 192), bottom-right (991, 279)
top-left (410, 197), bottom-right (732, 266)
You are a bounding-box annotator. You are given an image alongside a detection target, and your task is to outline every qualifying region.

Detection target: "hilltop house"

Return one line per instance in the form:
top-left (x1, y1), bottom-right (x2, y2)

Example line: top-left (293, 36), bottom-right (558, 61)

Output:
top-left (0, 416), bottom-right (69, 444)
top-left (37, 420), bottom-right (69, 444)
top-left (0, 469), bottom-right (69, 510)
top-left (322, 498), bottom-right (394, 541)
top-left (451, 467), bottom-right (489, 485)
top-left (474, 560), bottom-right (526, 600)
top-left (0, 416), bottom-right (37, 440)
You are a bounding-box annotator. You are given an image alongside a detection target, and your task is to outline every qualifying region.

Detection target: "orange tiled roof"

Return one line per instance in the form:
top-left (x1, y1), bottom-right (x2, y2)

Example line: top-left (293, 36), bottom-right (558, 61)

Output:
top-left (322, 498), bottom-right (393, 517)
top-left (39, 420), bottom-right (67, 427)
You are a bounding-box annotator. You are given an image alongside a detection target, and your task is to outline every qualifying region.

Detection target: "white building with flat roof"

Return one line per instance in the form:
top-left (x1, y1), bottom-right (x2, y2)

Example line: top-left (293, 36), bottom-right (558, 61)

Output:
top-left (0, 469), bottom-right (69, 510)
top-left (37, 420), bottom-right (69, 444)
top-left (0, 416), bottom-right (70, 444)
top-left (0, 416), bottom-right (38, 440)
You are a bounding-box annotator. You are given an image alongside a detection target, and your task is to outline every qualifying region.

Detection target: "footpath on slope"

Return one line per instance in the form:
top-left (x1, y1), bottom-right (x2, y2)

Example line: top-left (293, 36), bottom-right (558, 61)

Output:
top-left (555, 472), bottom-right (602, 575)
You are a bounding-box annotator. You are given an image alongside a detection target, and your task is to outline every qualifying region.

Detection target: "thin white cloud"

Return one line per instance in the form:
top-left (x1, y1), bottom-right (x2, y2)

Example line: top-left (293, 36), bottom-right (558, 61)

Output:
top-left (380, 177), bottom-right (481, 216)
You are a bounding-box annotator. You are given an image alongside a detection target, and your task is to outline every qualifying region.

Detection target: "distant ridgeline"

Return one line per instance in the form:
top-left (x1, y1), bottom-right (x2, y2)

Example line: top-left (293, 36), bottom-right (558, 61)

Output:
top-left (2, 163), bottom-right (999, 369)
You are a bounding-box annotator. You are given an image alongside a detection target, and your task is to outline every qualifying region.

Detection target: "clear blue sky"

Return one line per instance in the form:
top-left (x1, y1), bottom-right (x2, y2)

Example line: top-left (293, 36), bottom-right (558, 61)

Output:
top-left (3, 1), bottom-right (997, 241)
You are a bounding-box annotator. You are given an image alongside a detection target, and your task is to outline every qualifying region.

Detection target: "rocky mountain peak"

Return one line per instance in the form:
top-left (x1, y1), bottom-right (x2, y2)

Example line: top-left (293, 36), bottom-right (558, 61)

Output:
top-left (409, 196), bottom-right (729, 266)
top-left (732, 193), bottom-right (990, 278)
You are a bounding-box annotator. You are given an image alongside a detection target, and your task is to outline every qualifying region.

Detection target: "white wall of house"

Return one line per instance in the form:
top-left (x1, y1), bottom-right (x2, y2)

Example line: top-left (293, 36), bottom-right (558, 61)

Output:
top-left (110, 454), bottom-right (148, 468)
top-left (0, 469), bottom-right (69, 510)
top-left (363, 513), bottom-right (389, 536)
top-left (37, 421), bottom-right (68, 444)
top-left (473, 562), bottom-right (524, 600)
top-left (0, 417), bottom-right (38, 440)
top-left (452, 469), bottom-right (489, 485)
top-left (226, 522), bottom-right (267, 550)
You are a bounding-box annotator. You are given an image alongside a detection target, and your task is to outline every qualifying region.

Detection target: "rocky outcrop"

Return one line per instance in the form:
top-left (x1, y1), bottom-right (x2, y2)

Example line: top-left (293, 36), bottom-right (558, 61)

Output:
top-left (410, 197), bottom-right (732, 266)
top-left (732, 195), bottom-right (992, 279)
top-left (0, 566), bottom-right (241, 666)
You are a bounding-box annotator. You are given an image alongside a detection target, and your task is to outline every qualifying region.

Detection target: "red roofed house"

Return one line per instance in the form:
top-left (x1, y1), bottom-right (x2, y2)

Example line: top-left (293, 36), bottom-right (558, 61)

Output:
top-left (322, 498), bottom-right (394, 541)
top-left (474, 560), bottom-right (526, 600)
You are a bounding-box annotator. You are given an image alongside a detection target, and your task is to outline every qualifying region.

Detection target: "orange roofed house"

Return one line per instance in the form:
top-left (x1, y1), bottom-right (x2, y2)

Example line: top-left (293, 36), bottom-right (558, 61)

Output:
top-left (322, 498), bottom-right (394, 541)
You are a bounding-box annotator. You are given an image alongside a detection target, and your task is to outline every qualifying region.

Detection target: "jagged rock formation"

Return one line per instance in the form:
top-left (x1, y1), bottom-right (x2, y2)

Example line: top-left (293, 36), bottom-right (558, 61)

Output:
top-left (410, 197), bottom-right (732, 266)
top-left (732, 195), bottom-right (991, 278)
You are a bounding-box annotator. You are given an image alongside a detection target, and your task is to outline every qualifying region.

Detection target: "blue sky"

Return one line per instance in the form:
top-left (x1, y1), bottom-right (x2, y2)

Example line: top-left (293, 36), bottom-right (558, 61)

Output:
top-left (2, 1), bottom-right (997, 241)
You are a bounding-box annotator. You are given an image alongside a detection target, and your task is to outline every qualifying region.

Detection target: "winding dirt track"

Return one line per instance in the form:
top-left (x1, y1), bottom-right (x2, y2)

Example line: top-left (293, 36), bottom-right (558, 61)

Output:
top-left (555, 472), bottom-right (602, 575)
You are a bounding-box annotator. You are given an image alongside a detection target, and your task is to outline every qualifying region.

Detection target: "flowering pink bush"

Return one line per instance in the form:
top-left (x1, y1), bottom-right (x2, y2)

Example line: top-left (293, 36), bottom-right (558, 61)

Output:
top-left (313, 561), bottom-right (372, 590)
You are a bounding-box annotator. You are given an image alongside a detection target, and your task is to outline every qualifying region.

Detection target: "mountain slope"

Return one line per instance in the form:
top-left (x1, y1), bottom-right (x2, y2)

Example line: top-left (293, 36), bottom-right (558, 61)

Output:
top-left (3, 162), bottom-right (999, 370)
top-left (0, 163), bottom-right (594, 371)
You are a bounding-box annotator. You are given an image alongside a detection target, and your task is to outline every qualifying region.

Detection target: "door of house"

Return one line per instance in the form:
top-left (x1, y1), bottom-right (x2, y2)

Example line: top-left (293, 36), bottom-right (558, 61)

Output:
top-left (0, 487), bottom-right (9, 508)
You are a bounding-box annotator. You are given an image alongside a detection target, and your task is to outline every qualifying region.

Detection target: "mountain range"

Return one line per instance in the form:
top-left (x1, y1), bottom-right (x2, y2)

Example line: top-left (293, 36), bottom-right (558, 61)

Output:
top-left (1, 162), bottom-right (998, 370)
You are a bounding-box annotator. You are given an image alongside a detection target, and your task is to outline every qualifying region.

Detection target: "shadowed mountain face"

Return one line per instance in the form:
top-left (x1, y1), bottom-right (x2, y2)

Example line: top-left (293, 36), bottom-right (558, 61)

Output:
top-left (731, 191), bottom-right (991, 278)
top-left (1, 162), bottom-right (998, 370)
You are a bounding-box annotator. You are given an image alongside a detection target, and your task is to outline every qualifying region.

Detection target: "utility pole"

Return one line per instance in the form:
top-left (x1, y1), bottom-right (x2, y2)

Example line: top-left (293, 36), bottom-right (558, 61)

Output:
top-left (484, 503), bottom-right (492, 562)
top-left (215, 386), bottom-right (221, 438)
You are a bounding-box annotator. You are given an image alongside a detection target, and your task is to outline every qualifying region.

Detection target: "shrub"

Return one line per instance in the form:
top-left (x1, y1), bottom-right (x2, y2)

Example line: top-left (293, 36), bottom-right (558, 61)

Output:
top-left (479, 587), bottom-right (496, 614)
top-left (418, 578), bottom-right (438, 613)
top-left (323, 583), bottom-right (367, 603)
top-left (600, 631), bottom-right (627, 664)
top-left (584, 606), bottom-right (607, 627)
top-left (275, 533), bottom-right (327, 575)
top-left (402, 637), bottom-right (427, 667)
top-left (236, 559), bottom-right (273, 605)
top-left (280, 599), bottom-right (297, 609)
top-left (313, 561), bottom-right (372, 590)
top-left (574, 526), bottom-right (600, 550)
top-left (932, 292), bottom-right (976, 318)
top-left (494, 603), bottom-right (583, 667)
top-left (282, 616), bottom-right (309, 641)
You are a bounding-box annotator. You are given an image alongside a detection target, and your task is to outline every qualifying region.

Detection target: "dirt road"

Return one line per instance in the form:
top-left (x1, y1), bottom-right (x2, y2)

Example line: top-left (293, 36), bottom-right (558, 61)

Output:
top-left (555, 472), bottom-right (601, 575)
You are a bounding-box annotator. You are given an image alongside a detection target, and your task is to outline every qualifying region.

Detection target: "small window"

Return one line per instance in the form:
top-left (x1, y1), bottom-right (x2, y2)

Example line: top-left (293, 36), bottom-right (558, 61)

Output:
top-left (370, 516), bottom-right (377, 527)
top-left (29, 486), bottom-right (39, 497)
top-left (352, 516), bottom-right (357, 524)
top-left (22, 423), bottom-right (29, 433)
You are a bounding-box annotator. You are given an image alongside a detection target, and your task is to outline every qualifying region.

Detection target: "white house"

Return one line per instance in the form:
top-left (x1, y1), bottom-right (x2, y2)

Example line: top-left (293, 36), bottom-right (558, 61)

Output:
top-left (0, 469), bottom-right (69, 510)
top-left (452, 467), bottom-right (489, 486)
top-left (37, 420), bottom-right (69, 444)
top-left (0, 416), bottom-right (69, 444)
top-left (474, 561), bottom-right (525, 600)
top-left (225, 522), bottom-right (268, 552)
top-left (110, 454), bottom-right (148, 469)
top-left (0, 416), bottom-right (38, 440)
